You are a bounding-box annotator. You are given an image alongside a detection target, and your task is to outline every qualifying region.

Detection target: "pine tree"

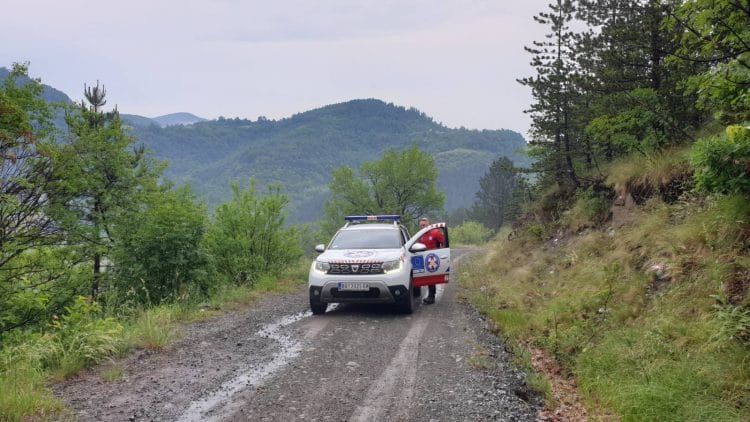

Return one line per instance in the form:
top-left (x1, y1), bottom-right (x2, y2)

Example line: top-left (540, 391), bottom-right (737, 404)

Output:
top-left (518, 0), bottom-right (582, 195)
top-left (55, 83), bottom-right (163, 298)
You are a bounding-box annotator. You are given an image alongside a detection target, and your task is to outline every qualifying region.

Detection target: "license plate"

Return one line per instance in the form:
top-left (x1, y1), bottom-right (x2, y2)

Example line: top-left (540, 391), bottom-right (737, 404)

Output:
top-left (338, 282), bottom-right (369, 291)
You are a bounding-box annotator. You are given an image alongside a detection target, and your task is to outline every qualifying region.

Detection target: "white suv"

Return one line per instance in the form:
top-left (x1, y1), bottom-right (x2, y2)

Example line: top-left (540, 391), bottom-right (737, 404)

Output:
top-left (308, 215), bottom-right (450, 314)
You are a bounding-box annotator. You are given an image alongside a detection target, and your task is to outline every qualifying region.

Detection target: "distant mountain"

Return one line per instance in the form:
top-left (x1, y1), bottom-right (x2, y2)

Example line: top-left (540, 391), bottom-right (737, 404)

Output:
top-left (121, 112), bottom-right (206, 128)
top-left (153, 112), bottom-right (206, 127)
top-left (129, 99), bottom-right (530, 224)
top-left (120, 113), bottom-right (158, 127)
top-left (0, 67), bottom-right (73, 105)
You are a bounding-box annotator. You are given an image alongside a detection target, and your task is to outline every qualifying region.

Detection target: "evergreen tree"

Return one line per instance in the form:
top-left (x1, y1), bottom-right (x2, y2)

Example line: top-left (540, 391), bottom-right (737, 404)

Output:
top-left (470, 157), bottom-right (521, 231)
top-left (53, 83), bottom-right (163, 298)
top-left (518, 0), bottom-right (582, 194)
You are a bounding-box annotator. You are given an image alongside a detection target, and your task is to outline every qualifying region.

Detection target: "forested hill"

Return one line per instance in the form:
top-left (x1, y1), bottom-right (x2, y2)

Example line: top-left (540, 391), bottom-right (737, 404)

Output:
top-left (1, 67), bottom-right (528, 224)
top-left (129, 99), bottom-right (529, 223)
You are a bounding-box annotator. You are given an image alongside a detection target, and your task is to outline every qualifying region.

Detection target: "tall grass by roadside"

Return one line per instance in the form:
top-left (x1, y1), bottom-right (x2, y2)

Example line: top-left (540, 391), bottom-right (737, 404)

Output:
top-left (462, 191), bottom-right (750, 421)
top-left (0, 257), bottom-right (310, 421)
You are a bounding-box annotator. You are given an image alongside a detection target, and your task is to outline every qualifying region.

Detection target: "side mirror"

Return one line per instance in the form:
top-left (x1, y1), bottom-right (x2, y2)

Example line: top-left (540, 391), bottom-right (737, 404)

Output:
top-left (409, 242), bottom-right (427, 253)
top-left (314, 244), bottom-right (326, 253)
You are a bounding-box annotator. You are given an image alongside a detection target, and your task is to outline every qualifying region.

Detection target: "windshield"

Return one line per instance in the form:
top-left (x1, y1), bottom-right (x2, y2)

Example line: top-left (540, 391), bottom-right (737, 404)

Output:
top-left (329, 229), bottom-right (402, 250)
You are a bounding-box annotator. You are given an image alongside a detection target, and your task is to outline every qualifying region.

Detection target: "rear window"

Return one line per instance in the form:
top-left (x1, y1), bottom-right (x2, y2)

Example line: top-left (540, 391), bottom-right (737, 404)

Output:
top-left (329, 229), bottom-right (402, 249)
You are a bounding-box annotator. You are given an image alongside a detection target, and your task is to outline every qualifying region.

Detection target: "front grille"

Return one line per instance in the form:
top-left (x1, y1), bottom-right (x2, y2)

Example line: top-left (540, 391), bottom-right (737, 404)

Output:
top-left (328, 262), bottom-right (383, 275)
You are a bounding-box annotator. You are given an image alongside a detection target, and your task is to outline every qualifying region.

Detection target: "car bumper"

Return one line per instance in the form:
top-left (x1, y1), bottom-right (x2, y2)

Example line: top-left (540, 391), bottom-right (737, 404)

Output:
top-left (309, 266), bottom-right (410, 304)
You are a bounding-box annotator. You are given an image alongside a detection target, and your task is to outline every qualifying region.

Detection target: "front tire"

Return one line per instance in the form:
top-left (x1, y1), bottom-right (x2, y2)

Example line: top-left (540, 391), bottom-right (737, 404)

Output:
top-left (399, 280), bottom-right (414, 314)
top-left (310, 299), bottom-right (327, 315)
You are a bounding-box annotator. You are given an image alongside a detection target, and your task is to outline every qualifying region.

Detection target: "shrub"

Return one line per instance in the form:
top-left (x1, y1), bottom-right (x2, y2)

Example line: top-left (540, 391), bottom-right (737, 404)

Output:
top-left (203, 181), bottom-right (302, 285)
top-left (111, 186), bottom-right (210, 305)
top-left (691, 125), bottom-right (750, 195)
top-left (450, 221), bottom-right (493, 245)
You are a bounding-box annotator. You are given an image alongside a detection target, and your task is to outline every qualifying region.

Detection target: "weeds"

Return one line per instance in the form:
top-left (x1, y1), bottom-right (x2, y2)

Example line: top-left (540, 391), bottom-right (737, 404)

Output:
top-left (461, 189), bottom-right (750, 420)
top-left (102, 364), bottom-right (124, 382)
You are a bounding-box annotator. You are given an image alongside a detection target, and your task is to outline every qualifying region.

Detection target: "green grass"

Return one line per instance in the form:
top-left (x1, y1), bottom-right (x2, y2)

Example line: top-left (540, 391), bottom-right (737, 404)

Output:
top-left (0, 358), bottom-right (65, 421)
top-left (124, 306), bottom-right (183, 351)
top-left (461, 191), bottom-right (750, 420)
top-left (0, 257), bottom-right (310, 421)
top-left (102, 364), bottom-right (124, 382)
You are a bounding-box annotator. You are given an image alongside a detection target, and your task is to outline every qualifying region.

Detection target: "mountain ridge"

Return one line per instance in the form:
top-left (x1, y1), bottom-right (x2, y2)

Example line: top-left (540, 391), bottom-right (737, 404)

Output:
top-left (129, 98), bottom-right (529, 223)
top-left (1, 67), bottom-right (529, 224)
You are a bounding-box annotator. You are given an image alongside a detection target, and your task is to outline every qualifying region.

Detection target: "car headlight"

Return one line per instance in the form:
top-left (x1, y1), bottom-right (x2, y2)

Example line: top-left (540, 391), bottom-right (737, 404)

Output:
top-left (381, 259), bottom-right (402, 273)
top-left (315, 260), bottom-right (330, 272)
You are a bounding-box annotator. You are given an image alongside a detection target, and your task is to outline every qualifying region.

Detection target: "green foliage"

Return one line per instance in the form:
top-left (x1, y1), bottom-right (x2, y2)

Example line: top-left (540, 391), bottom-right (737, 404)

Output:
top-left (562, 187), bottom-right (613, 231)
top-left (691, 125), bottom-right (750, 195)
top-left (111, 186), bottom-right (209, 305)
top-left (44, 297), bottom-right (123, 378)
top-left (525, 224), bottom-right (546, 241)
top-left (127, 99), bottom-right (528, 223)
top-left (51, 87), bottom-right (164, 298)
top-left (322, 145), bottom-right (444, 234)
top-left (470, 156), bottom-right (523, 231)
top-left (0, 343), bottom-right (64, 421)
top-left (102, 364), bottom-right (124, 382)
top-left (674, 0), bottom-right (750, 122)
top-left (204, 181), bottom-right (301, 285)
top-left (125, 306), bottom-right (182, 350)
top-left (714, 302), bottom-right (750, 346)
top-left (585, 88), bottom-right (669, 155)
top-left (0, 64), bottom-right (72, 334)
top-left (450, 221), bottom-right (493, 245)
top-left (462, 187), bottom-right (750, 420)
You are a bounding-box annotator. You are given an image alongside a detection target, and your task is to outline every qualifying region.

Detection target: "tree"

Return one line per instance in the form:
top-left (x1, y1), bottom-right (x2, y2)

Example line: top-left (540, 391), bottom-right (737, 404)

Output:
top-left (322, 145), bottom-right (444, 233)
top-left (53, 83), bottom-right (163, 298)
top-left (470, 157), bottom-right (522, 231)
top-left (579, 0), bottom-right (705, 156)
top-left (518, 0), bottom-right (582, 194)
top-left (671, 0), bottom-right (750, 123)
top-left (0, 64), bottom-right (77, 332)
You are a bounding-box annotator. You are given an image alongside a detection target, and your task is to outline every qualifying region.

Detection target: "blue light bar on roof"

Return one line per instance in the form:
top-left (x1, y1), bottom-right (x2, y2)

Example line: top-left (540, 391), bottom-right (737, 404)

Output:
top-left (344, 215), bottom-right (400, 222)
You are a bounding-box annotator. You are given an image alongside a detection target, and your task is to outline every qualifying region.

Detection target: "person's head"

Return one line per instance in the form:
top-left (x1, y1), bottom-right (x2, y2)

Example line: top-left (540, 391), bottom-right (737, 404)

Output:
top-left (419, 217), bottom-right (430, 228)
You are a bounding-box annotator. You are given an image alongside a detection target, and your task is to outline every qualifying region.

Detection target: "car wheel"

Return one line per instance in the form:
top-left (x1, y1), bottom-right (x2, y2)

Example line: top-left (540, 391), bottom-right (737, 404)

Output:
top-left (400, 280), bottom-right (414, 314)
top-left (310, 299), bottom-right (327, 315)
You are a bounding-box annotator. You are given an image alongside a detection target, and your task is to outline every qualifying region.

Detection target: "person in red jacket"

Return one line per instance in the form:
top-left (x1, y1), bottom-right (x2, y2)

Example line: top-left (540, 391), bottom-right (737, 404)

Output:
top-left (418, 217), bottom-right (445, 304)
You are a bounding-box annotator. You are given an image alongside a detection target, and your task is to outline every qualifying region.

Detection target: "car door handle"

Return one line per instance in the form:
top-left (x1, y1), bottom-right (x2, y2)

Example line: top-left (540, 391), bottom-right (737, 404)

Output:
top-left (440, 255), bottom-right (448, 259)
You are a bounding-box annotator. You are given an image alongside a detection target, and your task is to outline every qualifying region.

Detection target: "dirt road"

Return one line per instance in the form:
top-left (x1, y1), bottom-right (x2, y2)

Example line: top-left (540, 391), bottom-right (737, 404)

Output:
top-left (54, 250), bottom-right (540, 421)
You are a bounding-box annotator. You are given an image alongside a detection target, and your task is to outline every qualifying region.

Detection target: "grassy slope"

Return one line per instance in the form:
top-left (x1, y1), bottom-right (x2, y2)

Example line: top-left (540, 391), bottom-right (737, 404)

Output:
top-left (461, 150), bottom-right (750, 421)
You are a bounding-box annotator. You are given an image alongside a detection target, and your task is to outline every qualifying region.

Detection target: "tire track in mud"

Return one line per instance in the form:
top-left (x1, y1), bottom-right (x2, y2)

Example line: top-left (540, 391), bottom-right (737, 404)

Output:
top-left (349, 313), bottom-right (429, 421)
top-left (179, 311), bottom-right (310, 421)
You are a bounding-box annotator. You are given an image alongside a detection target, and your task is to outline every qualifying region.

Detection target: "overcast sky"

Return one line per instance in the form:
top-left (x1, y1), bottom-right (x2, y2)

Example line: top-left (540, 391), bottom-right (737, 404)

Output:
top-left (2, 0), bottom-right (551, 136)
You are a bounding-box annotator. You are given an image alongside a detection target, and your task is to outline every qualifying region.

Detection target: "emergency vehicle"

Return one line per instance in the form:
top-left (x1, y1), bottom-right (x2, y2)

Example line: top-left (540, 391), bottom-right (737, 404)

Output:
top-left (308, 215), bottom-right (450, 314)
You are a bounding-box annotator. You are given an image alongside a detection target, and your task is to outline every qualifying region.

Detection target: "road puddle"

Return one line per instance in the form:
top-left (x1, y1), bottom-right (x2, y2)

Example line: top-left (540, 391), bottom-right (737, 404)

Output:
top-left (179, 311), bottom-right (310, 421)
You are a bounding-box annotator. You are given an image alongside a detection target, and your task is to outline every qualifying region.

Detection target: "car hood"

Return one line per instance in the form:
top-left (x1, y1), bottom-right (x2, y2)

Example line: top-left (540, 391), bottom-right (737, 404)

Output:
top-left (318, 248), bottom-right (403, 263)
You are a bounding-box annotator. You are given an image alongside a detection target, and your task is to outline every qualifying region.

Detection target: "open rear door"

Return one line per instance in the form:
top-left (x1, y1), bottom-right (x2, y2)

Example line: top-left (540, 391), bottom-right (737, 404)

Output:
top-left (407, 223), bottom-right (451, 288)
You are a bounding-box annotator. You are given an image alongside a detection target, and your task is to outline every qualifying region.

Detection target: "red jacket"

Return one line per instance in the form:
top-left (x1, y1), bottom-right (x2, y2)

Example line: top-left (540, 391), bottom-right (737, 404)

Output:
top-left (419, 228), bottom-right (445, 250)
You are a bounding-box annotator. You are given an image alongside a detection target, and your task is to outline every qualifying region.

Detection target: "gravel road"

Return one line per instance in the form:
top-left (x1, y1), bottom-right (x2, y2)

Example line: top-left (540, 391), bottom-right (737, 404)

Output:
top-left (54, 249), bottom-right (541, 421)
